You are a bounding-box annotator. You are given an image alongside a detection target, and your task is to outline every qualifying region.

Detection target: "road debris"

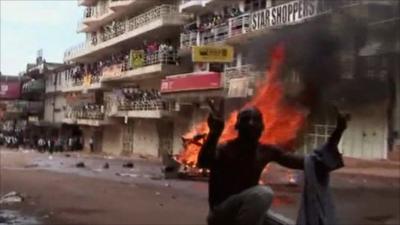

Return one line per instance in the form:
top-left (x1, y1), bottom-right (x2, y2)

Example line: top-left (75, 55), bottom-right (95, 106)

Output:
top-left (65, 154), bottom-right (71, 157)
top-left (24, 164), bottom-right (39, 168)
top-left (115, 172), bottom-right (138, 178)
top-left (155, 192), bottom-right (161, 196)
top-left (151, 175), bottom-right (163, 180)
top-left (122, 162), bottom-right (134, 168)
top-left (0, 192), bottom-right (24, 204)
top-left (76, 162), bottom-right (85, 168)
top-left (103, 162), bottom-right (110, 169)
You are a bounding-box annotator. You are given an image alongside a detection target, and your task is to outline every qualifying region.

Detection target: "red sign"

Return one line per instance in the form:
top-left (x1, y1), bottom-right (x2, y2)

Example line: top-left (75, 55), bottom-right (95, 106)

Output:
top-left (0, 81), bottom-right (21, 100)
top-left (160, 72), bottom-right (222, 93)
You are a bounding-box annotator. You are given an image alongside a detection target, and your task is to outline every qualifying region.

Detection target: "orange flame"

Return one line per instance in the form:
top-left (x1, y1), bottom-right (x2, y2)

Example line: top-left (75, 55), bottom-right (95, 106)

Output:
top-left (177, 44), bottom-right (306, 166)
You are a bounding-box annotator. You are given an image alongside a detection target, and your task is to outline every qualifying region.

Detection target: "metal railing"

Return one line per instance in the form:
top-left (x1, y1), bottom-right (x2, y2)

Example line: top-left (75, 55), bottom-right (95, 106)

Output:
top-left (65, 4), bottom-right (179, 60)
top-left (65, 105), bottom-right (105, 120)
top-left (118, 99), bottom-right (166, 111)
top-left (223, 64), bottom-right (254, 87)
top-left (180, 32), bottom-right (198, 48)
top-left (124, 50), bottom-right (178, 71)
top-left (180, 13), bottom-right (250, 48)
top-left (22, 80), bottom-right (45, 93)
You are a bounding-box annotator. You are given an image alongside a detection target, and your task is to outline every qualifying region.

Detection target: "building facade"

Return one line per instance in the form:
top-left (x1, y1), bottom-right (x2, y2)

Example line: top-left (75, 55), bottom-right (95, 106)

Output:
top-left (62, 0), bottom-right (399, 160)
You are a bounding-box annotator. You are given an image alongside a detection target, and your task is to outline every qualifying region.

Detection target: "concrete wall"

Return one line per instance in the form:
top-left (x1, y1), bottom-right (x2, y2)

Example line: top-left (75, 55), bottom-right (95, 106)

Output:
top-left (133, 119), bottom-right (159, 156)
top-left (54, 94), bottom-right (66, 123)
top-left (43, 97), bottom-right (54, 123)
top-left (102, 124), bottom-right (123, 155)
top-left (340, 102), bottom-right (388, 159)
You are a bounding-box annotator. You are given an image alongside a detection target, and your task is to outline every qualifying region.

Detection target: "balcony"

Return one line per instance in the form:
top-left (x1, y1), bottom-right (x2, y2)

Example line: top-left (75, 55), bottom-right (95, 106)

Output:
top-left (78, 0), bottom-right (98, 6)
top-left (65, 4), bottom-right (187, 62)
top-left (61, 75), bottom-right (103, 93)
top-left (224, 65), bottom-right (256, 98)
top-left (180, 13), bottom-right (251, 50)
top-left (179, 0), bottom-right (213, 13)
top-left (101, 50), bottom-right (183, 82)
top-left (22, 79), bottom-right (45, 94)
top-left (179, 0), bottom-right (350, 50)
top-left (79, 0), bottom-right (161, 33)
top-left (112, 99), bottom-right (167, 118)
top-left (64, 105), bottom-right (110, 126)
top-left (79, 5), bottom-right (114, 33)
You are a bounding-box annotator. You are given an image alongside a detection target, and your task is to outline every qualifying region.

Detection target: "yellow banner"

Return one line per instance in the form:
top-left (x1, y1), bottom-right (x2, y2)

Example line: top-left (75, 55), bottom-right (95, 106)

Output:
top-left (130, 50), bottom-right (145, 68)
top-left (192, 46), bottom-right (234, 63)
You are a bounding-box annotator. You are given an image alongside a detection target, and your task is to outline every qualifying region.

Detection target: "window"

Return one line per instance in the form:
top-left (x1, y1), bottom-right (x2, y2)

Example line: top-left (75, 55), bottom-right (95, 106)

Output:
top-left (244, 0), bottom-right (267, 12)
top-left (302, 115), bottom-right (336, 154)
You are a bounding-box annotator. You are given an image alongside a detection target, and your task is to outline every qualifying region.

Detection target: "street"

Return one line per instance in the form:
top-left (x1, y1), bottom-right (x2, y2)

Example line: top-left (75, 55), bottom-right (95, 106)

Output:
top-left (0, 148), bottom-right (399, 225)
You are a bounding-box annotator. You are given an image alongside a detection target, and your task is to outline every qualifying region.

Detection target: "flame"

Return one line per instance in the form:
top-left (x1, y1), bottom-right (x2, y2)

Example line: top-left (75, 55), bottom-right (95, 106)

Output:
top-left (177, 44), bottom-right (306, 166)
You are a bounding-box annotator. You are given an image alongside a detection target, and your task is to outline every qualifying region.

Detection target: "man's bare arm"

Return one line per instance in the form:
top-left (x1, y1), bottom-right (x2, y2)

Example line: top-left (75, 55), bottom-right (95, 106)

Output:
top-left (197, 100), bottom-right (224, 169)
top-left (274, 112), bottom-right (348, 170)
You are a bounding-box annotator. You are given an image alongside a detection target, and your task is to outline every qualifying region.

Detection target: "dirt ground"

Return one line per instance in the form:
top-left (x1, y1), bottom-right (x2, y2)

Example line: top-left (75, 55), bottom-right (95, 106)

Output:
top-left (0, 148), bottom-right (399, 225)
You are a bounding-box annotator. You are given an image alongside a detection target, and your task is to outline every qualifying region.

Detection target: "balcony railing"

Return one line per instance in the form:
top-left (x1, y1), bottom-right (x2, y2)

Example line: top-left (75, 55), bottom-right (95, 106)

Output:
top-left (223, 64), bottom-right (254, 87)
top-left (65, 105), bottom-right (105, 120)
top-left (65, 4), bottom-right (180, 60)
top-left (180, 13), bottom-right (250, 48)
top-left (126, 50), bottom-right (178, 71)
top-left (22, 80), bottom-right (45, 93)
top-left (118, 99), bottom-right (166, 111)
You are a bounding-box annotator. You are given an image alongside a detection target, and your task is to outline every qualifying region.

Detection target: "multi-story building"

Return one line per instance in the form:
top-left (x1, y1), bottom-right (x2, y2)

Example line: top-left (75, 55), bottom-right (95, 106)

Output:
top-left (163, 0), bottom-right (400, 160)
top-left (64, 0), bottom-right (399, 160)
top-left (0, 75), bottom-right (23, 133)
top-left (63, 0), bottom-right (191, 156)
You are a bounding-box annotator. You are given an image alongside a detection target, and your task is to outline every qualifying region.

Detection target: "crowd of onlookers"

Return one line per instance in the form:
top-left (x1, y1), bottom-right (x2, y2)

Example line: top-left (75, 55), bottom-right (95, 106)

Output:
top-left (68, 40), bottom-right (178, 86)
top-left (183, 6), bottom-right (243, 34)
top-left (0, 131), bottom-right (83, 153)
top-left (118, 86), bottom-right (165, 111)
top-left (66, 104), bottom-right (105, 120)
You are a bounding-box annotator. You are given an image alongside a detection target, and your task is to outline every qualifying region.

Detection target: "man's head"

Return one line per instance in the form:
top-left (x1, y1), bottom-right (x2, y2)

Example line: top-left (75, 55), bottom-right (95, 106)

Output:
top-left (235, 107), bottom-right (264, 142)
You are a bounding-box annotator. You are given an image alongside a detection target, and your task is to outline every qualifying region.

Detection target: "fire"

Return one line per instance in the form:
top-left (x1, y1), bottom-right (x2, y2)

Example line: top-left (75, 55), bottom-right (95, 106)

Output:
top-left (177, 44), bottom-right (306, 166)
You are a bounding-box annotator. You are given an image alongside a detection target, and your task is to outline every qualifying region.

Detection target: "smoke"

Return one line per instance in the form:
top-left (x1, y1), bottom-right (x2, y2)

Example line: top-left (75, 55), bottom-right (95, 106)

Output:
top-left (246, 3), bottom-right (391, 111)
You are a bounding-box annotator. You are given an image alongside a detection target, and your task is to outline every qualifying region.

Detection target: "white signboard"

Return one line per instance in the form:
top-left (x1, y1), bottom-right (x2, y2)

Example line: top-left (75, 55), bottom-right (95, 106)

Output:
top-left (250, 0), bottom-right (320, 31)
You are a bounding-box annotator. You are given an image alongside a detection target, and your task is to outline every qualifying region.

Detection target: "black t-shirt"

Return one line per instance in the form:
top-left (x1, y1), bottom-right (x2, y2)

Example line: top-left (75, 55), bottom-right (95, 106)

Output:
top-left (208, 140), bottom-right (283, 209)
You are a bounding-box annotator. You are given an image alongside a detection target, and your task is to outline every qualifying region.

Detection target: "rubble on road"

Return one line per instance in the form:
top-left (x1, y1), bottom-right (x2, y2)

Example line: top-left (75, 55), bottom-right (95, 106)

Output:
top-left (24, 164), bottom-right (39, 168)
top-left (103, 162), bottom-right (110, 169)
top-left (150, 175), bottom-right (163, 180)
top-left (65, 154), bottom-right (71, 157)
top-left (122, 162), bottom-right (134, 168)
top-left (115, 172), bottom-right (138, 178)
top-left (0, 192), bottom-right (24, 204)
top-left (75, 162), bottom-right (85, 168)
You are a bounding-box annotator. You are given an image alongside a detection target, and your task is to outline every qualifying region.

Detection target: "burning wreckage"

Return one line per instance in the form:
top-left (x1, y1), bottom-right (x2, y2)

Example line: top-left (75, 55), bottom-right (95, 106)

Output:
top-left (170, 44), bottom-right (307, 180)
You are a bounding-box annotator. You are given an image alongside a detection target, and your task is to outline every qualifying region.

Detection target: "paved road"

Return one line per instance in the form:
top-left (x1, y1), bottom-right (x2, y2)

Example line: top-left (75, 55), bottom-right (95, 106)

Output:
top-left (0, 149), bottom-right (399, 225)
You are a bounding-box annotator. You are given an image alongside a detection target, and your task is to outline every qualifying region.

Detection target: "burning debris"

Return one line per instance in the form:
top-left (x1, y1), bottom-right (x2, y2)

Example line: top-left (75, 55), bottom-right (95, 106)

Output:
top-left (175, 44), bottom-right (307, 178)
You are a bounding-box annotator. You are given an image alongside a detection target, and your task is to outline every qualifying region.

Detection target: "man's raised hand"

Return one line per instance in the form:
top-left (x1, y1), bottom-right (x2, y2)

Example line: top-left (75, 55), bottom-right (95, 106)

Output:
top-left (207, 99), bottom-right (225, 135)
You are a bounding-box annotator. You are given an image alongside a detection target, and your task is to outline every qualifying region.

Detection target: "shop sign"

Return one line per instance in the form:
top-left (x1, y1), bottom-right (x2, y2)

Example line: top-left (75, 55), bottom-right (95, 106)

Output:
top-left (161, 72), bottom-right (222, 93)
top-left (192, 46), bottom-right (234, 63)
top-left (250, 0), bottom-right (320, 31)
